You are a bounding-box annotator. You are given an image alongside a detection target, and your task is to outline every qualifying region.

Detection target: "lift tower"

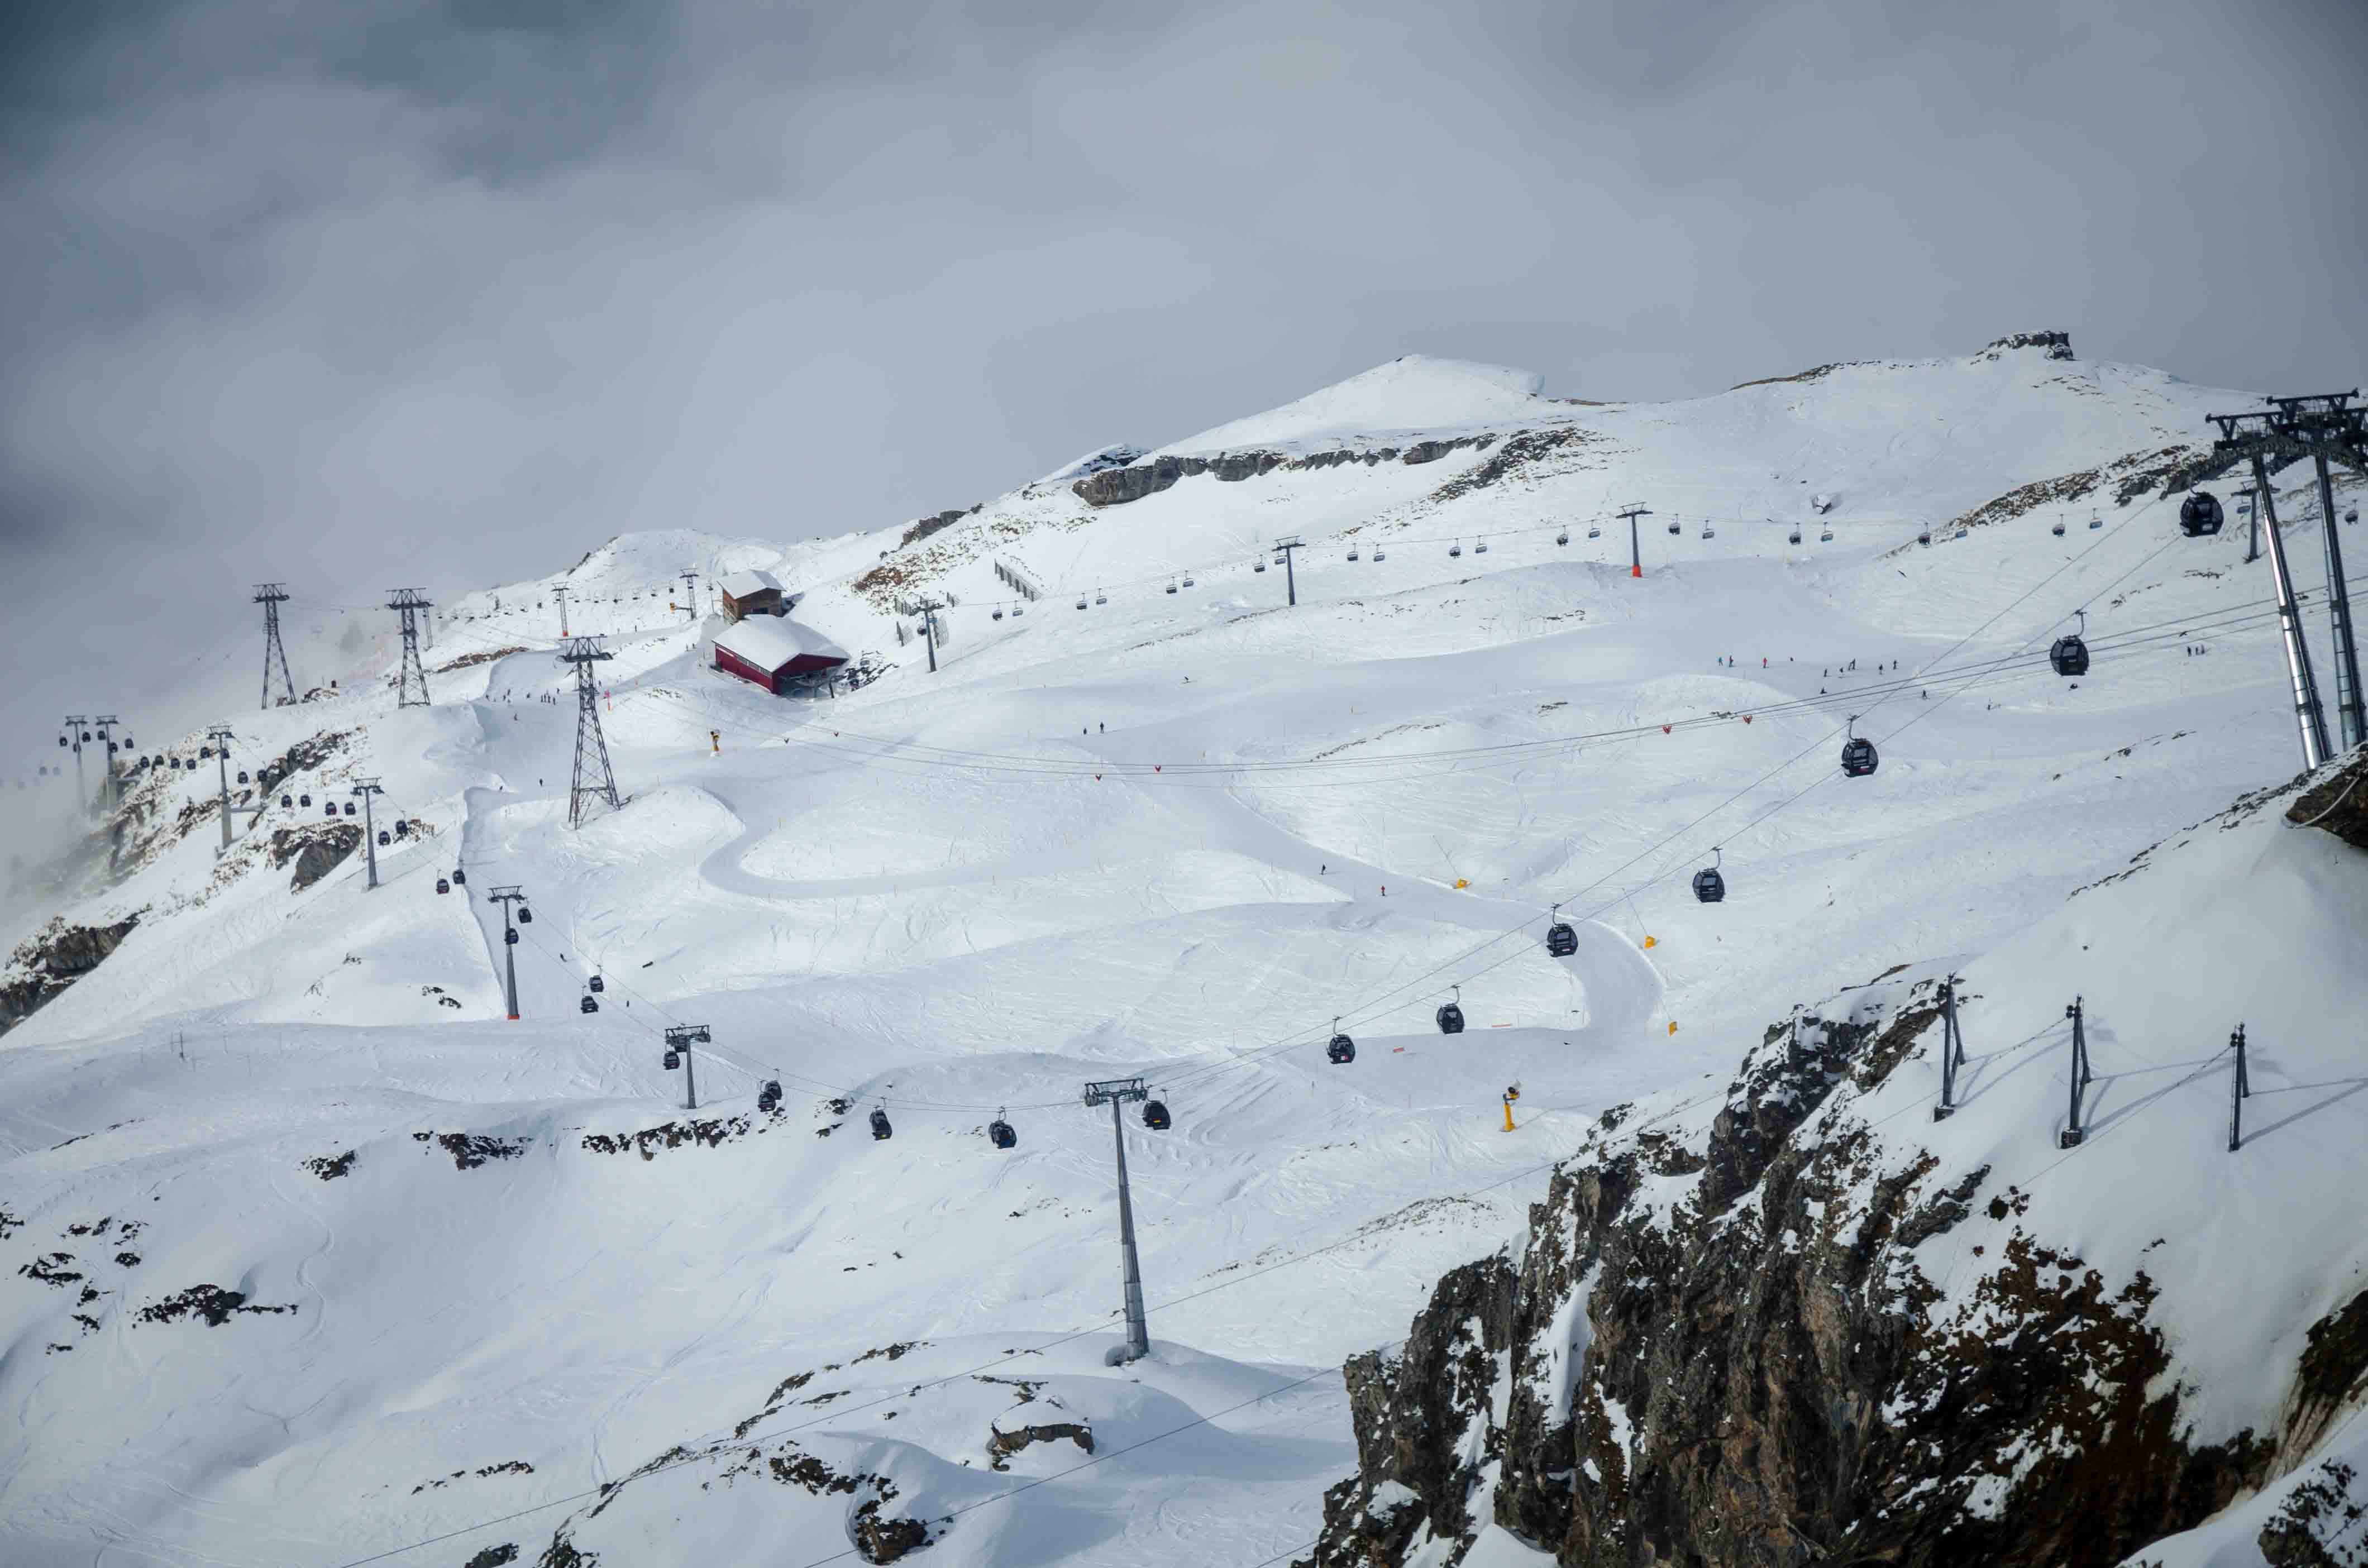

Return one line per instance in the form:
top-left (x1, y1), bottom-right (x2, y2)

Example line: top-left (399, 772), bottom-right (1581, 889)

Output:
top-left (255, 584), bottom-right (296, 709)
top-left (388, 589), bottom-right (433, 707)
top-left (1081, 1077), bottom-right (1153, 1365)
top-left (558, 638), bottom-right (622, 828)
top-left (2176, 398), bottom-right (2368, 767)
top-left (1271, 536), bottom-right (1304, 606)
top-left (1617, 504), bottom-right (1653, 579)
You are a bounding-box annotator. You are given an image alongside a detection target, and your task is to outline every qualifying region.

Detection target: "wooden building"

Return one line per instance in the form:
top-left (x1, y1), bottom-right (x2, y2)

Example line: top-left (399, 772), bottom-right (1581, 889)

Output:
top-left (713, 618), bottom-right (849, 695)
top-left (718, 568), bottom-right (788, 621)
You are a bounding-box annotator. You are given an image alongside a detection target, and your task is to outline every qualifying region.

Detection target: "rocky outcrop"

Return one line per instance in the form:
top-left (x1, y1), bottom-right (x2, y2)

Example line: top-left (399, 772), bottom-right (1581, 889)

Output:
top-left (2289, 748), bottom-right (2368, 852)
top-left (269, 824), bottom-right (361, 892)
top-left (1302, 977), bottom-right (2281, 1568)
top-left (1979, 329), bottom-right (2076, 361)
top-left (1073, 456), bottom-right (1187, 506)
top-left (1072, 434), bottom-right (1512, 506)
top-left (0, 913), bottom-right (142, 1035)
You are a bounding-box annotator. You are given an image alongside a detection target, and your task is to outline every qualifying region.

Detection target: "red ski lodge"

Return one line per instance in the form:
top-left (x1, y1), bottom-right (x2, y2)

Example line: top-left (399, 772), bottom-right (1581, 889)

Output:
top-left (712, 618), bottom-right (849, 695)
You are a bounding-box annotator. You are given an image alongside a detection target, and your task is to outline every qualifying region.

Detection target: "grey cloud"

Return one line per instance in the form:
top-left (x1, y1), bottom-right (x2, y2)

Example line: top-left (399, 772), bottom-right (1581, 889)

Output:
top-left (1, 0), bottom-right (2363, 768)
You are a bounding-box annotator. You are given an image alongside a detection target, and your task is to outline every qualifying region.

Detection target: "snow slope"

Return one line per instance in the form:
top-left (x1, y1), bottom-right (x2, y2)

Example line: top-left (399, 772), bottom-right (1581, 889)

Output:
top-left (1, 335), bottom-right (2362, 1567)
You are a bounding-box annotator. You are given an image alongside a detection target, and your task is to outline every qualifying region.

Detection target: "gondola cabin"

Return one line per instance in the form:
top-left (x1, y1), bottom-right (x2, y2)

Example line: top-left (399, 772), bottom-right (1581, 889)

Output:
top-left (1436, 1000), bottom-right (1465, 1034)
top-left (436, 878), bottom-right (450, 894)
top-left (451, 867), bottom-right (466, 886)
top-left (504, 928), bottom-right (518, 945)
top-left (2180, 491), bottom-right (2225, 537)
top-left (870, 1107), bottom-right (894, 1140)
top-left (1545, 921), bottom-right (1578, 958)
top-left (1841, 736), bottom-right (1879, 777)
top-left (758, 1080), bottom-right (781, 1113)
top-left (299, 793), bottom-right (311, 806)
top-left (377, 830), bottom-right (390, 845)
top-left (988, 1116), bottom-right (1017, 1149)
top-left (1142, 1099), bottom-right (1171, 1131)
top-left (2051, 634), bottom-right (2090, 677)
top-left (516, 906), bottom-right (531, 922)
top-left (663, 1048), bottom-right (680, 1069)
top-left (588, 975), bottom-right (604, 993)
top-left (1693, 865), bottom-right (1726, 903)
top-left (579, 995), bottom-right (599, 1014)
top-left (1326, 1032), bottom-right (1355, 1065)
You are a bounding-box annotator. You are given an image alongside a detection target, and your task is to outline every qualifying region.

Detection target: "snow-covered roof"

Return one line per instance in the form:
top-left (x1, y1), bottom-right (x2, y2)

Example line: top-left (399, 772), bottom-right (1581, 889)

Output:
top-left (717, 568), bottom-right (782, 601)
top-left (713, 617), bottom-right (847, 670)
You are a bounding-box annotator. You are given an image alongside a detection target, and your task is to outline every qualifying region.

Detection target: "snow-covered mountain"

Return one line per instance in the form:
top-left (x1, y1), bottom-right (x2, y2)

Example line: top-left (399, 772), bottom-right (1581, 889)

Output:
top-left (2, 334), bottom-right (2362, 1567)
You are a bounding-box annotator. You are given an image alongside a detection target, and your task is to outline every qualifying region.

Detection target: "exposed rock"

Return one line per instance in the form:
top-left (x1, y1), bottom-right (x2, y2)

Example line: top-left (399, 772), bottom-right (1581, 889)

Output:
top-left (1301, 986), bottom-right (2282, 1568)
top-left (418, 1132), bottom-right (531, 1170)
top-left (2259, 1457), bottom-right (2366, 1566)
top-left (463, 1547), bottom-right (521, 1568)
top-left (898, 509), bottom-right (973, 551)
top-left (303, 1150), bottom-right (357, 1181)
top-left (1073, 456), bottom-right (1186, 507)
top-left (1425, 428), bottom-right (1586, 504)
top-left (270, 824), bottom-right (362, 892)
top-left (581, 1114), bottom-right (757, 1160)
top-left (1979, 329), bottom-right (2076, 360)
top-left (1, 913), bottom-right (142, 1036)
top-left (135, 1284), bottom-right (297, 1327)
top-left (2289, 749), bottom-right (2368, 853)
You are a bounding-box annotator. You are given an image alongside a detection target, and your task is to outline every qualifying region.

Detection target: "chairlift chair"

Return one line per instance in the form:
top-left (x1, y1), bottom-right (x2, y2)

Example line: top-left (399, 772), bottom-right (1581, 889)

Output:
top-left (1474, 539), bottom-right (1488, 553)
top-left (1840, 716), bottom-right (1879, 778)
top-left (1255, 560), bottom-right (1267, 572)
top-left (870, 1105), bottom-right (893, 1140)
top-left (2180, 490), bottom-right (2224, 537)
top-left (1347, 546), bottom-right (1359, 561)
top-left (1166, 581), bottom-right (1178, 595)
top-left (988, 1110), bottom-right (1017, 1149)
top-left (2088, 511), bottom-right (2103, 530)
top-left (1077, 596), bottom-right (1088, 610)
top-left (1788, 526), bottom-right (1802, 544)
top-left (1011, 603), bottom-right (1025, 616)
top-left (1701, 521), bottom-right (1715, 539)
top-left (1373, 548), bottom-right (1386, 561)
top-left (1954, 528), bottom-right (1968, 540)
top-left (1692, 847), bottom-right (1726, 904)
top-left (1819, 527), bottom-right (1834, 543)
top-left (1587, 523), bottom-right (1601, 539)
top-left (1918, 529), bottom-right (1932, 547)
top-left (1436, 986), bottom-right (1467, 1035)
top-left (1326, 1020), bottom-right (1355, 1064)
top-left (2050, 609), bottom-right (2091, 678)
top-left (1142, 1097), bottom-right (1171, 1131)
top-left (1096, 591), bottom-right (1107, 604)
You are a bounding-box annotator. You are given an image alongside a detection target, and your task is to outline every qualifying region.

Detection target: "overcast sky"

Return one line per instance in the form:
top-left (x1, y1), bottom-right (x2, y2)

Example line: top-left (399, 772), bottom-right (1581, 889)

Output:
top-left (2, 0), bottom-right (2364, 765)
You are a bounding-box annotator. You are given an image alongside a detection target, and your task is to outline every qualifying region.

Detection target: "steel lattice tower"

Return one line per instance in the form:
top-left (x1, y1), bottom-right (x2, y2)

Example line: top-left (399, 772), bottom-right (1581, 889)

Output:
top-left (387, 589), bottom-right (433, 707)
top-left (559, 637), bottom-right (620, 828)
top-left (255, 584), bottom-right (296, 709)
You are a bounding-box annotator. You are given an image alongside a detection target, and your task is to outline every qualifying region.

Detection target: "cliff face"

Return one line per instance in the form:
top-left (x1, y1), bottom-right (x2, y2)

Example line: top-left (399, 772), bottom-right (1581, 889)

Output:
top-left (1303, 750), bottom-right (2368, 1568)
top-left (1304, 989), bottom-right (2313, 1567)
